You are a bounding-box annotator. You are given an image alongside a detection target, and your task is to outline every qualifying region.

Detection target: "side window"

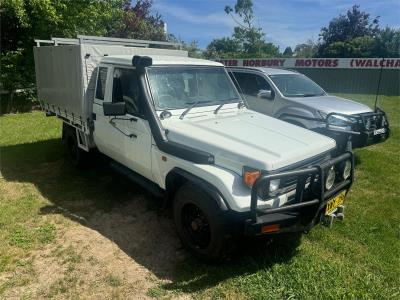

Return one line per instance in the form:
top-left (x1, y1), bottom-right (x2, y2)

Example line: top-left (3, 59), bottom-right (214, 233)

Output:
top-left (95, 67), bottom-right (108, 100)
top-left (229, 72), bottom-right (244, 90)
top-left (244, 74), bottom-right (272, 96)
top-left (112, 68), bottom-right (142, 116)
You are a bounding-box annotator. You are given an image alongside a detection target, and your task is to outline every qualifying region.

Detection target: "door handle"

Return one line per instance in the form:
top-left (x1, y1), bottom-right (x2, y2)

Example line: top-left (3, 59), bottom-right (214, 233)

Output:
top-left (129, 133), bottom-right (137, 139)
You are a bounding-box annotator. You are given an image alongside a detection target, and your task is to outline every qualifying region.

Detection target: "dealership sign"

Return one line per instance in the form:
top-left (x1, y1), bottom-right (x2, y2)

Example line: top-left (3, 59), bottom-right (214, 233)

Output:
top-left (215, 58), bottom-right (400, 69)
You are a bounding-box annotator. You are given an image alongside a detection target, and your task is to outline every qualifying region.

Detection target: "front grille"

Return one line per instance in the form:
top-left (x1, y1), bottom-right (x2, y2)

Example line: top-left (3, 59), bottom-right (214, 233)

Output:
top-left (257, 154), bottom-right (330, 200)
top-left (360, 112), bottom-right (384, 131)
top-left (258, 157), bottom-right (350, 201)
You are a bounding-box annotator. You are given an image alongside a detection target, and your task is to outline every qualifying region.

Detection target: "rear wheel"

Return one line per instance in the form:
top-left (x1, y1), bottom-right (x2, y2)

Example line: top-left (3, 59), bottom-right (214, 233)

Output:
top-left (62, 124), bottom-right (87, 168)
top-left (173, 183), bottom-right (236, 262)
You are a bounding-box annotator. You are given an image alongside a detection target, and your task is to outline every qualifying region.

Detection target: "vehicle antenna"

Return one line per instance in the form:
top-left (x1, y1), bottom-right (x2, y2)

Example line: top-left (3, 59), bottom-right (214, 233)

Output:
top-left (374, 58), bottom-right (384, 111)
top-left (227, 69), bottom-right (248, 108)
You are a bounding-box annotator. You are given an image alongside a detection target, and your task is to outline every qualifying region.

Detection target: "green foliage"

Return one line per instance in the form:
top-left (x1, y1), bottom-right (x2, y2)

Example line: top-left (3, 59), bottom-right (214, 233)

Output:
top-left (36, 223), bottom-right (56, 244)
top-left (8, 226), bottom-right (34, 249)
top-left (0, 0), bottom-right (167, 93)
top-left (294, 40), bottom-right (318, 57)
top-left (108, 0), bottom-right (166, 41)
top-left (8, 223), bottom-right (56, 249)
top-left (316, 5), bottom-right (400, 57)
top-left (374, 26), bottom-right (400, 57)
top-left (1, 0), bottom-right (123, 91)
top-left (319, 5), bottom-right (379, 47)
top-left (205, 0), bottom-right (279, 59)
top-left (204, 37), bottom-right (241, 59)
top-left (0, 49), bottom-right (32, 91)
top-left (167, 35), bottom-right (202, 58)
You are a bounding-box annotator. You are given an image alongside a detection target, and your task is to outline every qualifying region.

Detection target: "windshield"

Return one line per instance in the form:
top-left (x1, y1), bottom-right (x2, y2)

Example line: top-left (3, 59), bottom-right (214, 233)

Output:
top-left (269, 74), bottom-right (326, 97)
top-left (147, 67), bottom-right (240, 110)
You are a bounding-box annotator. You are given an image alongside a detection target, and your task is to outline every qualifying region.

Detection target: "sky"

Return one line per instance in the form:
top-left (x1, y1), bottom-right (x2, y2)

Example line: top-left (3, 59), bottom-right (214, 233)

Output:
top-left (151, 0), bottom-right (400, 51)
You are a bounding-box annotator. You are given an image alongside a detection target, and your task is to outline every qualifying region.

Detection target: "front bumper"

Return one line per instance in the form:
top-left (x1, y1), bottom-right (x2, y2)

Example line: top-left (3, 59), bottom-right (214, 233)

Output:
top-left (351, 110), bottom-right (390, 148)
top-left (244, 152), bottom-right (354, 235)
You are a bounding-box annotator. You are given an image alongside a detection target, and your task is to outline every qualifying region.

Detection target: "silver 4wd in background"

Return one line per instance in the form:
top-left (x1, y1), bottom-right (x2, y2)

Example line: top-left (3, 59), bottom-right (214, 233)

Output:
top-left (228, 67), bottom-right (390, 153)
top-left (34, 36), bottom-right (355, 262)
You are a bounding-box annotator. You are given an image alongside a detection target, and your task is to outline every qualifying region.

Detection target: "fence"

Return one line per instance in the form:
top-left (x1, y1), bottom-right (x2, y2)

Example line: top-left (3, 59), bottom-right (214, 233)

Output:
top-left (217, 58), bottom-right (400, 95)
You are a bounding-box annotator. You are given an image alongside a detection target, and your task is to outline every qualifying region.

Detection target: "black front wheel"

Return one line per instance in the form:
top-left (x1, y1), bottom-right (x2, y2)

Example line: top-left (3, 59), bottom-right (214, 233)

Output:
top-left (173, 183), bottom-right (236, 262)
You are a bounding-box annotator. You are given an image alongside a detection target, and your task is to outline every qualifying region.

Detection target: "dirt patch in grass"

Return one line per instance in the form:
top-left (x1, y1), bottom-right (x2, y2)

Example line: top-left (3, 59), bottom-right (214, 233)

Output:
top-left (0, 196), bottom-right (190, 299)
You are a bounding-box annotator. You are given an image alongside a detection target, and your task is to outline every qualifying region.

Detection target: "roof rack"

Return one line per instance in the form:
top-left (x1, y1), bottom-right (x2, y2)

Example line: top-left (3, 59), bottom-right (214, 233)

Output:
top-left (35, 35), bottom-right (181, 49)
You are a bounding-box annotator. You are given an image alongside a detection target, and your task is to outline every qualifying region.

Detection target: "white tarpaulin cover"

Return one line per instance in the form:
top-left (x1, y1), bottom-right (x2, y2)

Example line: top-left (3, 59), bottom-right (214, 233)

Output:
top-left (34, 44), bottom-right (187, 127)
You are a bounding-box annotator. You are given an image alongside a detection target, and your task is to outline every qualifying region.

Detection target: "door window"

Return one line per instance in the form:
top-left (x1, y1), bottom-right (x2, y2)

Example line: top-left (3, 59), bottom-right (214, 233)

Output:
top-left (95, 67), bottom-right (108, 100)
top-left (112, 68), bottom-right (142, 116)
top-left (233, 73), bottom-right (272, 96)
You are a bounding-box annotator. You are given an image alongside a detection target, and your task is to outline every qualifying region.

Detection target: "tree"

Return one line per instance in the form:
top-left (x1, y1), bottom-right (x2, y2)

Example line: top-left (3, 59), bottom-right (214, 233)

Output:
top-left (294, 40), bottom-right (318, 57)
top-left (204, 37), bottom-right (241, 58)
top-left (0, 0), bottom-right (169, 92)
top-left (108, 0), bottom-right (166, 41)
top-left (374, 27), bottom-right (400, 57)
top-left (1, 0), bottom-right (124, 91)
top-left (317, 5), bottom-right (380, 57)
top-left (282, 46), bottom-right (293, 57)
top-left (168, 34), bottom-right (202, 58)
top-left (205, 0), bottom-right (279, 58)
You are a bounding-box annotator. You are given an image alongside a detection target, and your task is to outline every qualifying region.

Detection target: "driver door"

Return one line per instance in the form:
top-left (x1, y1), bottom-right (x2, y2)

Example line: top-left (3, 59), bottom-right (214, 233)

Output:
top-left (93, 65), bottom-right (153, 180)
top-left (232, 71), bottom-right (276, 115)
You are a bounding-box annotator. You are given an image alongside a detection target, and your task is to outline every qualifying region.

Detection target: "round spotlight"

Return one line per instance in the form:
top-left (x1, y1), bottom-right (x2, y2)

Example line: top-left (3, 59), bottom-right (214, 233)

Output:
top-left (325, 167), bottom-right (335, 190)
top-left (365, 118), bottom-right (371, 130)
top-left (269, 179), bottom-right (280, 193)
top-left (343, 160), bottom-right (351, 180)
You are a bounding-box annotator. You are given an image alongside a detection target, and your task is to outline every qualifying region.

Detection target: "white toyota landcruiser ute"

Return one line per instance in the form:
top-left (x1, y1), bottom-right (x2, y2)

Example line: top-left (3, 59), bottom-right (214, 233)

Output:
top-left (34, 36), bottom-right (354, 261)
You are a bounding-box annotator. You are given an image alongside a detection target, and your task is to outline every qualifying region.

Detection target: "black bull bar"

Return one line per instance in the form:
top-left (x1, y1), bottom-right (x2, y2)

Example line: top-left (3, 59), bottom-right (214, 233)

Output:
top-left (246, 151), bottom-right (354, 234)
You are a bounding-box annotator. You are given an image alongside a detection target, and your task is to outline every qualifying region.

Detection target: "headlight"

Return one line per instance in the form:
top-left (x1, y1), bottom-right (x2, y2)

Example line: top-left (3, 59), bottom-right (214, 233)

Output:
top-left (269, 179), bottom-right (280, 193)
top-left (342, 160), bottom-right (351, 180)
top-left (325, 167), bottom-right (335, 190)
top-left (327, 114), bottom-right (354, 129)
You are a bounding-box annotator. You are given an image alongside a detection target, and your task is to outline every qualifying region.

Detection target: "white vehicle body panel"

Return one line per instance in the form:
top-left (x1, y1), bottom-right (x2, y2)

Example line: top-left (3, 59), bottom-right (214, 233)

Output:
top-left (151, 145), bottom-right (293, 212)
top-left (161, 105), bottom-right (335, 173)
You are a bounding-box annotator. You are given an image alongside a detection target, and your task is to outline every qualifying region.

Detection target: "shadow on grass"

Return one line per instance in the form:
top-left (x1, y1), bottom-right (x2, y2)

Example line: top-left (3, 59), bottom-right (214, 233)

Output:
top-left (1, 138), bottom-right (300, 293)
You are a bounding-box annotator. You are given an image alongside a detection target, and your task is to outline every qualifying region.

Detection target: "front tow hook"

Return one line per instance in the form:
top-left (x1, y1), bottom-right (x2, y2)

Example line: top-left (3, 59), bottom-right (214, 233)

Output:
top-left (321, 205), bottom-right (345, 228)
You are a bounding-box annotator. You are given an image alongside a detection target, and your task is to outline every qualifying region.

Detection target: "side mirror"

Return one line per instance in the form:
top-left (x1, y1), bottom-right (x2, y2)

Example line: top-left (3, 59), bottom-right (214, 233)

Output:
top-left (103, 102), bottom-right (126, 116)
top-left (257, 89), bottom-right (273, 100)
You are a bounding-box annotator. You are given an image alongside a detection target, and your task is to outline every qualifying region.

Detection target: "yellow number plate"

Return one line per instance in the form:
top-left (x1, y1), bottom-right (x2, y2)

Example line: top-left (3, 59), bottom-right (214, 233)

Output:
top-left (325, 190), bottom-right (346, 215)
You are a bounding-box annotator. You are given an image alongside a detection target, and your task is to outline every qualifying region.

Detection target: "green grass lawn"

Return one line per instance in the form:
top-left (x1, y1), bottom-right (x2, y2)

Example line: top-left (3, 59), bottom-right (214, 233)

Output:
top-left (0, 94), bottom-right (399, 299)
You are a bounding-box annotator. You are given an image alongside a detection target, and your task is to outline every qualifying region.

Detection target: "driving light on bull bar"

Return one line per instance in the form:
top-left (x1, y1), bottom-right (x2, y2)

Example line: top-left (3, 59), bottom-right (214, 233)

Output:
top-left (325, 167), bottom-right (335, 190)
top-left (243, 167), bottom-right (261, 187)
top-left (342, 160), bottom-right (351, 180)
top-left (269, 179), bottom-right (281, 193)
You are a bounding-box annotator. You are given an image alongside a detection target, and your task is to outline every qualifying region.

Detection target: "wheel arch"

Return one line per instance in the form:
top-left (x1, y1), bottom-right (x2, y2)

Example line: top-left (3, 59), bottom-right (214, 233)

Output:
top-left (165, 168), bottom-right (230, 211)
top-left (275, 107), bottom-right (318, 129)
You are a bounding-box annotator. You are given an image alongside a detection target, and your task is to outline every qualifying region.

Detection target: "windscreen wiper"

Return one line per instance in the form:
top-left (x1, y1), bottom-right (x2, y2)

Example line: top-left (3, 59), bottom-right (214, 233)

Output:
top-left (214, 103), bottom-right (224, 114)
top-left (214, 98), bottom-right (240, 114)
top-left (179, 101), bottom-right (201, 120)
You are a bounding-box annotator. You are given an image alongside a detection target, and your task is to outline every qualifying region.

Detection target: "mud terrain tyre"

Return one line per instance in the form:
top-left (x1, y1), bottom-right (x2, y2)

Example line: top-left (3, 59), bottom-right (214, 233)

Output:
top-left (173, 183), bottom-right (236, 263)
